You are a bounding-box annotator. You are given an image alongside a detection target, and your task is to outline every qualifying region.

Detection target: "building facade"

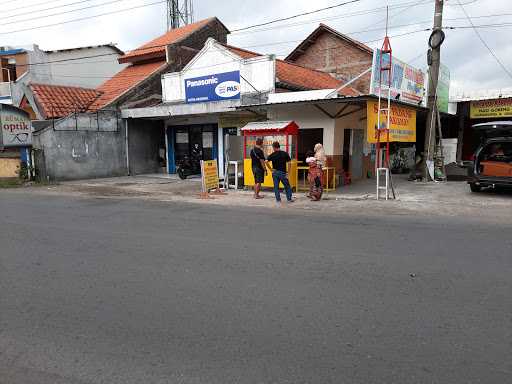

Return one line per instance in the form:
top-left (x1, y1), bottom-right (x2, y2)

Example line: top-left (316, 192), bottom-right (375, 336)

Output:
top-left (285, 24), bottom-right (374, 94)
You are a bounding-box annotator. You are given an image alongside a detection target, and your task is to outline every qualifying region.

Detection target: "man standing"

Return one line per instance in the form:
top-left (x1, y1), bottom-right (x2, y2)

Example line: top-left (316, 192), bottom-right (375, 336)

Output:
top-left (250, 138), bottom-right (266, 199)
top-left (266, 141), bottom-right (294, 203)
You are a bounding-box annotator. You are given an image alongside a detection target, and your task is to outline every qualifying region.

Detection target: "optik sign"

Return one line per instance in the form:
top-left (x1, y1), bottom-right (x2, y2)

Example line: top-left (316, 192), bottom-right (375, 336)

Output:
top-left (185, 71), bottom-right (241, 103)
top-left (0, 104), bottom-right (32, 148)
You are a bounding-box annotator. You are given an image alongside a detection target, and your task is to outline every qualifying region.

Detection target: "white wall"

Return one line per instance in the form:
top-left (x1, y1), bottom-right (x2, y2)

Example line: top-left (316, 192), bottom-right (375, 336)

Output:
top-left (46, 46), bottom-right (127, 89)
top-left (162, 39), bottom-right (275, 104)
top-left (334, 107), bottom-right (367, 156)
top-left (267, 104), bottom-right (336, 154)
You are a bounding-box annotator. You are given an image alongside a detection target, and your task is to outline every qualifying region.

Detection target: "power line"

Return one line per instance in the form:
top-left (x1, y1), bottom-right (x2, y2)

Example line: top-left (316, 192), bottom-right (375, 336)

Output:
top-left (230, 0), bottom-right (426, 36)
top-left (0, 0), bottom-right (167, 35)
top-left (360, 0), bottom-right (432, 31)
top-left (15, 25), bottom-right (431, 71)
top-left (4, 0), bottom-right (87, 14)
top-left (2, 0), bottom-right (132, 26)
top-left (455, 0), bottom-right (512, 81)
top-left (231, 0), bottom-right (364, 32)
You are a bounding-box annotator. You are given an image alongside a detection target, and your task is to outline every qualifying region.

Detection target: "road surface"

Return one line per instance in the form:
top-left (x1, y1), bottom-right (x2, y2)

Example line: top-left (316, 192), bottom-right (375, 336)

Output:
top-left (1, 190), bottom-right (511, 383)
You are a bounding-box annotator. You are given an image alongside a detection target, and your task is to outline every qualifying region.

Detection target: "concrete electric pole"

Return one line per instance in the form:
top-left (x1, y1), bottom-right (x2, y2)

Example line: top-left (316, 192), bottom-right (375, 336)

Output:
top-left (423, 0), bottom-right (445, 181)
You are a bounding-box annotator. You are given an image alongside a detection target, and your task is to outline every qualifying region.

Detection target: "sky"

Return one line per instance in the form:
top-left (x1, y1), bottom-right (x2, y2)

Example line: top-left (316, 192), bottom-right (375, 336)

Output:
top-left (2, 0), bottom-right (512, 95)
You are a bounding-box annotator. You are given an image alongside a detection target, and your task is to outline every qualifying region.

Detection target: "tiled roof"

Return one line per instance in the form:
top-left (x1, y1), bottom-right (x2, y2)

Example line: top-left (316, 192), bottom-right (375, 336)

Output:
top-left (89, 60), bottom-right (167, 111)
top-left (29, 83), bottom-right (102, 119)
top-left (119, 18), bottom-right (219, 63)
top-left (224, 45), bottom-right (359, 96)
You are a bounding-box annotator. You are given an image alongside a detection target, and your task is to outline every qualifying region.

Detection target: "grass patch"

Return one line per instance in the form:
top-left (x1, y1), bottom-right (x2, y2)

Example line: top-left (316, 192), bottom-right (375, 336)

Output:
top-left (0, 178), bottom-right (23, 188)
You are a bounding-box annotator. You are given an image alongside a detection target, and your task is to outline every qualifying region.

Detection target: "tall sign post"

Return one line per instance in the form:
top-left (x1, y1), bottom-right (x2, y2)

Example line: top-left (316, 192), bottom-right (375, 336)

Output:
top-left (424, 0), bottom-right (445, 181)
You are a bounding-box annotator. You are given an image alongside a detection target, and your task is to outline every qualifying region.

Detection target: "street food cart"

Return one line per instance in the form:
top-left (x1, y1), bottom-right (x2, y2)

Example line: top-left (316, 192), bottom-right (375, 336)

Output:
top-left (241, 121), bottom-right (299, 190)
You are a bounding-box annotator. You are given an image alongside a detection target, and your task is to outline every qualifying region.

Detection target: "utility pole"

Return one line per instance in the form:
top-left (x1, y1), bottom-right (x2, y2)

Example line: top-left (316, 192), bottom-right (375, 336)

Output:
top-left (423, 0), bottom-right (445, 181)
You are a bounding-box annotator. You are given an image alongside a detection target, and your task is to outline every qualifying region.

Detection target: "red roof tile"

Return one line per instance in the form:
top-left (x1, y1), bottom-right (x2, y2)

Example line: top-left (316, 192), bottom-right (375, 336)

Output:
top-left (224, 45), bottom-right (359, 96)
top-left (119, 18), bottom-right (220, 63)
top-left (30, 83), bottom-right (102, 119)
top-left (89, 60), bottom-right (167, 111)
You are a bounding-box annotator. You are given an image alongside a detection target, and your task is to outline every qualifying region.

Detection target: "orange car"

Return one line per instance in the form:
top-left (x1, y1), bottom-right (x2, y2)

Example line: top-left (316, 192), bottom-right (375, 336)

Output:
top-left (468, 122), bottom-right (512, 192)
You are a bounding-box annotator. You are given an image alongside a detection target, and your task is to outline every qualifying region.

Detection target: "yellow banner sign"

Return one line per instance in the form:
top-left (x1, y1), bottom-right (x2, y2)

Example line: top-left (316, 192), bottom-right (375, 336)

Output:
top-left (367, 100), bottom-right (416, 143)
top-left (201, 160), bottom-right (219, 192)
top-left (470, 98), bottom-right (512, 119)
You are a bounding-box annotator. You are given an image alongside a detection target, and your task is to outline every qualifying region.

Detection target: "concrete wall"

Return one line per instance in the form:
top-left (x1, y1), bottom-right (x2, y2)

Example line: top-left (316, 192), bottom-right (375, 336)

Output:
top-left (33, 116), bottom-right (127, 181)
top-left (11, 46), bottom-right (51, 106)
top-left (127, 119), bottom-right (164, 175)
top-left (46, 46), bottom-right (127, 89)
top-left (0, 157), bottom-right (20, 178)
top-left (268, 104), bottom-right (336, 152)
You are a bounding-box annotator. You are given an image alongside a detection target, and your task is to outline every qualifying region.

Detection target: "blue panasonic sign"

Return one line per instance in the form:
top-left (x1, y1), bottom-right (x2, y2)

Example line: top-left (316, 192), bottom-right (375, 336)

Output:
top-left (185, 71), bottom-right (241, 103)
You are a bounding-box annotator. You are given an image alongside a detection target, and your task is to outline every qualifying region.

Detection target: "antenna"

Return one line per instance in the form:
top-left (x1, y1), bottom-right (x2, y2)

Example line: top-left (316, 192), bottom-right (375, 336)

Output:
top-left (167, 0), bottom-right (194, 30)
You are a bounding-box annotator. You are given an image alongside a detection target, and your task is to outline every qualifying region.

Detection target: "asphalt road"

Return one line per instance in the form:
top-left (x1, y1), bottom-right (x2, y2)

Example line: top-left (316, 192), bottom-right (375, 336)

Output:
top-left (0, 191), bottom-right (511, 384)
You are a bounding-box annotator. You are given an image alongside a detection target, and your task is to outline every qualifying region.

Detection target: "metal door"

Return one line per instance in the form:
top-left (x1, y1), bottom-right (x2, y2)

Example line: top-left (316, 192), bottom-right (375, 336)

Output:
top-left (351, 129), bottom-right (364, 179)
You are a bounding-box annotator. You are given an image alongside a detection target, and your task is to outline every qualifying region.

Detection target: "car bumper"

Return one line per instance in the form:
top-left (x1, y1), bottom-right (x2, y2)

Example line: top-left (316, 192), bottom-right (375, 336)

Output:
top-left (468, 176), bottom-right (512, 187)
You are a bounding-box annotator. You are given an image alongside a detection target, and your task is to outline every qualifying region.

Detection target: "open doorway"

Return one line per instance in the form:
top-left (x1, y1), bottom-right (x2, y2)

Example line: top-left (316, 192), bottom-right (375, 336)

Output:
top-left (343, 129), bottom-right (351, 173)
top-left (298, 128), bottom-right (323, 162)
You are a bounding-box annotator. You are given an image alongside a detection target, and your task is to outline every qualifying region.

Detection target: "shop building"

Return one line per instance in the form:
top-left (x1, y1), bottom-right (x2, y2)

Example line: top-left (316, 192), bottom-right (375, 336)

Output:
top-left (30, 18), bottom-right (230, 181)
top-left (0, 105), bottom-right (32, 178)
top-left (121, 38), bottom-right (358, 178)
top-left (0, 44), bottom-right (126, 107)
top-left (447, 90), bottom-right (512, 163)
top-left (239, 93), bottom-right (422, 182)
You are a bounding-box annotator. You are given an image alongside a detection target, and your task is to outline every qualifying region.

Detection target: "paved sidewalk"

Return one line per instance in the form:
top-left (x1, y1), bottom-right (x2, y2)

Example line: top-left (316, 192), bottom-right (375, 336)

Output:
top-left (27, 173), bottom-right (509, 224)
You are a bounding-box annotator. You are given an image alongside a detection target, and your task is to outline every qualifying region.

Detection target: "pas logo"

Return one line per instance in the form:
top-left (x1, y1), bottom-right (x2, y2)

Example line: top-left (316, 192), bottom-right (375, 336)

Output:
top-left (215, 81), bottom-right (240, 98)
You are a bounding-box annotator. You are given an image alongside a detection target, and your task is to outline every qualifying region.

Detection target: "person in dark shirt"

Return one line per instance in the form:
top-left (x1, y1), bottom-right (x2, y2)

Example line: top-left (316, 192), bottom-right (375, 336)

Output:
top-left (266, 141), bottom-right (294, 203)
top-left (250, 138), bottom-right (266, 199)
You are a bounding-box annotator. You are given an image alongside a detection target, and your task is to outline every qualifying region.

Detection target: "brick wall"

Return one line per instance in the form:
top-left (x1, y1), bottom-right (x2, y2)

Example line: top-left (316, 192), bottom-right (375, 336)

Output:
top-left (291, 32), bottom-right (373, 94)
top-left (181, 21), bottom-right (228, 50)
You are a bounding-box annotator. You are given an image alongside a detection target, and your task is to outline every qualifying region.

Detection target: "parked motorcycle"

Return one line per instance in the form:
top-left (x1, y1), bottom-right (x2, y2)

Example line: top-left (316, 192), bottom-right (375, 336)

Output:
top-left (176, 153), bottom-right (201, 179)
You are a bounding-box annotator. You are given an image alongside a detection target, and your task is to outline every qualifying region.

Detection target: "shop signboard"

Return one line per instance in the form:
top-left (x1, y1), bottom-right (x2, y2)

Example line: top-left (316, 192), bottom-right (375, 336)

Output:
top-left (370, 49), bottom-right (426, 106)
top-left (200, 159), bottom-right (220, 192)
top-left (0, 104), bottom-right (32, 148)
top-left (185, 71), bottom-right (241, 103)
top-left (436, 64), bottom-right (450, 114)
top-left (366, 100), bottom-right (416, 143)
top-left (470, 97), bottom-right (512, 119)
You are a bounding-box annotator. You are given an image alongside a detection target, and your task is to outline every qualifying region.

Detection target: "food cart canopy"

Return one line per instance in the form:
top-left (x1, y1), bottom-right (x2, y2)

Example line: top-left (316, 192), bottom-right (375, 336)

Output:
top-left (240, 121), bottom-right (299, 135)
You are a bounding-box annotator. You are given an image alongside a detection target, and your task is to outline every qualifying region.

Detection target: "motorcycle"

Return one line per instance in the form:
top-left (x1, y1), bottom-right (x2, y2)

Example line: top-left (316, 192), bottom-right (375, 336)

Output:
top-left (176, 153), bottom-right (201, 179)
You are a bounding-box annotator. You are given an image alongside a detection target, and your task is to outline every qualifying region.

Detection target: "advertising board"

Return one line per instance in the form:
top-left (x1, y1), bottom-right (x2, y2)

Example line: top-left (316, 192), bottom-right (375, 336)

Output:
top-left (0, 105), bottom-right (32, 148)
top-left (185, 71), bottom-right (241, 103)
top-left (367, 100), bottom-right (416, 143)
top-left (370, 49), bottom-right (425, 106)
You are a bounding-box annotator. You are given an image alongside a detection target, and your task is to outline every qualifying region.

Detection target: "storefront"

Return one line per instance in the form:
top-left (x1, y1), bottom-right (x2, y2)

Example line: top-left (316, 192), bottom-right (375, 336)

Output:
top-left (452, 96), bottom-right (512, 162)
top-left (240, 94), bottom-right (422, 184)
top-left (122, 38), bottom-right (275, 177)
top-left (0, 105), bottom-right (32, 178)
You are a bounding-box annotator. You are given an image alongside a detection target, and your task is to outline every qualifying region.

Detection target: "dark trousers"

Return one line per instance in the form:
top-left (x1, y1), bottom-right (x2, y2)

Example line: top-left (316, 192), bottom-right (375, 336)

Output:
top-left (272, 170), bottom-right (293, 202)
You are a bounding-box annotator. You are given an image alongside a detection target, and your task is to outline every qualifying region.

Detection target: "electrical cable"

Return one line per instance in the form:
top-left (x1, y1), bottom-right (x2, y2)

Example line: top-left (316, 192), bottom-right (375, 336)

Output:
top-left (230, 0), bottom-right (363, 32)
top-left (2, 0), bottom-right (94, 15)
top-left (230, 0), bottom-right (430, 36)
top-left (0, 0), bottom-right (167, 35)
top-left (455, 0), bottom-right (512, 82)
top-left (2, 0), bottom-right (134, 26)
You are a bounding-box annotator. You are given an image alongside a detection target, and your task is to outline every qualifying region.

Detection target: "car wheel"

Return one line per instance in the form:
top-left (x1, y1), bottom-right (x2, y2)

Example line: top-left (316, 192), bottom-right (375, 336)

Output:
top-left (470, 183), bottom-right (481, 192)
